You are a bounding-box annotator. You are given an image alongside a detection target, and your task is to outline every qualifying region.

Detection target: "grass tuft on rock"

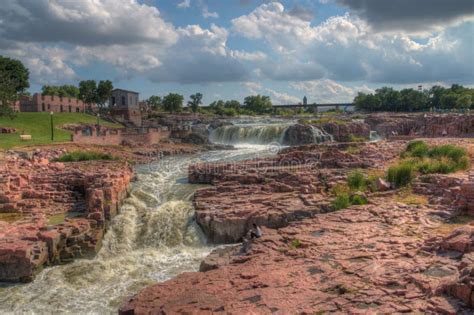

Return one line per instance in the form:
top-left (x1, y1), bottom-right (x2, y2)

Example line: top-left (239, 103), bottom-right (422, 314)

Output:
top-left (387, 163), bottom-right (414, 188)
top-left (388, 141), bottom-right (470, 188)
top-left (347, 170), bottom-right (366, 191)
top-left (56, 151), bottom-right (117, 162)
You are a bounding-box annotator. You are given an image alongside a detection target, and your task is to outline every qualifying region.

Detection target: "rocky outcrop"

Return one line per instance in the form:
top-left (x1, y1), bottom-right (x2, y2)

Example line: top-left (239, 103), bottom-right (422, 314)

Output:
top-left (321, 121), bottom-right (370, 141)
top-left (281, 124), bottom-right (332, 145)
top-left (0, 152), bottom-right (132, 282)
top-left (189, 140), bottom-right (411, 243)
top-left (120, 200), bottom-right (473, 314)
top-left (366, 113), bottom-right (474, 138)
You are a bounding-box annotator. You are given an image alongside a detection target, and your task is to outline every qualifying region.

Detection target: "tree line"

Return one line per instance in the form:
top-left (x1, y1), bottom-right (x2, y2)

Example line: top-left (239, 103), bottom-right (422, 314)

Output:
top-left (145, 93), bottom-right (273, 116)
top-left (41, 80), bottom-right (113, 111)
top-left (354, 85), bottom-right (474, 112)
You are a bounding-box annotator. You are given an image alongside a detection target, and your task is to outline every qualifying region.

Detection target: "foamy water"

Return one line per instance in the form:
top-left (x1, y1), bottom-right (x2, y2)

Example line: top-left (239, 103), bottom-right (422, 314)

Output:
top-left (0, 147), bottom-right (272, 314)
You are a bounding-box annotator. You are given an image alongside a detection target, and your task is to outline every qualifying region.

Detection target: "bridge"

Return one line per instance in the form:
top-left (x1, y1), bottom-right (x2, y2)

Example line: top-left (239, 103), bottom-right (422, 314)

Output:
top-left (273, 103), bottom-right (354, 112)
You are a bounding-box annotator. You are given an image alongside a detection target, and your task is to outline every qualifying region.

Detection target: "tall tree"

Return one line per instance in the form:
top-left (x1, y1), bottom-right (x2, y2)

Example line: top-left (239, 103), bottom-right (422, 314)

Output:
top-left (224, 100), bottom-right (241, 110)
top-left (244, 95), bottom-right (272, 114)
top-left (78, 80), bottom-right (98, 107)
top-left (96, 80), bottom-right (113, 111)
top-left (147, 95), bottom-right (162, 110)
top-left (0, 56), bottom-right (29, 118)
top-left (162, 93), bottom-right (184, 112)
top-left (187, 93), bottom-right (203, 113)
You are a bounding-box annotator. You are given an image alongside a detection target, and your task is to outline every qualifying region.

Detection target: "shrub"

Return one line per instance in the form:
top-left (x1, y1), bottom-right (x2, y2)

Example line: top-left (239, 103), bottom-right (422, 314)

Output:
top-left (428, 145), bottom-right (467, 163)
top-left (350, 194), bottom-right (368, 205)
top-left (347, 170), bottom-right (366, 191)
top-left (290, 239), bottom-right (301, 249)
top-left (56, 151), bottom-right (117, 162)
top-left (387, 163), bottom-right (414, 188)
top-left (403, 140), bottom-right (429, 158)
top-left (332, 193), bottom-right (350, 210)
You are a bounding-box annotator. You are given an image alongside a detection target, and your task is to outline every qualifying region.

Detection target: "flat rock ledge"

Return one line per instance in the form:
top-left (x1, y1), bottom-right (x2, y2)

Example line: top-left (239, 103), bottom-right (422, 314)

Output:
top-left (120, 201), bottom-right (474, 314)
top-left (0, 151), bottom-right (132, 282)
top-left (121, 138), bottom-right (474, 314)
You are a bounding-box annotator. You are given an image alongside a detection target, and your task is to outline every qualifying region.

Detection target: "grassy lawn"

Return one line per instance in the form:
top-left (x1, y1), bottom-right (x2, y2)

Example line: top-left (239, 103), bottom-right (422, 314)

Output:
top-left (0, 112), bottom-right (122, 149)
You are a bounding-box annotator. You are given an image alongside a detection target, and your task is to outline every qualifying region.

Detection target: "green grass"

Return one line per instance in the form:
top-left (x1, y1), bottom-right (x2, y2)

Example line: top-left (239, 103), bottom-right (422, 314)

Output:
top-left (55, 150), bottom-right (118, 162)
top-left (387, 162), bottom-right (415, 188)
top-left (0, 112), bottom-right (122, 149)
top-left (347, 170), bottom-right (366, 191)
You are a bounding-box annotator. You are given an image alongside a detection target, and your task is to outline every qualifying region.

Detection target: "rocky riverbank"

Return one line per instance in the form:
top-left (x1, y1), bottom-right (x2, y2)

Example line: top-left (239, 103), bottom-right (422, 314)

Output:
top-left (121, 138), bottom-right (474, 313)
top-left (0, 141), bottom-right (210, 282)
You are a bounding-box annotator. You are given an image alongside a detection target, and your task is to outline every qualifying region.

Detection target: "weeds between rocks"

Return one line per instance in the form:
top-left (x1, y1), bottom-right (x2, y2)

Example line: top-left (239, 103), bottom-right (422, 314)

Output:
top-left (55, 150), bottom-right (118, 162)
top-left (387, 141), bottom-right (470, 188)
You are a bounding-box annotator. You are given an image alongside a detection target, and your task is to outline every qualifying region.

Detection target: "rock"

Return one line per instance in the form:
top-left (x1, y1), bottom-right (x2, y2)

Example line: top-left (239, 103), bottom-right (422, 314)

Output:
top-left (321, 121), bottom-right (370, 142)
top-left (282, 124), bottom-right (332, 146)
top-left (365, 113), bottom-right (474, 138)
top-left (120, 200), bottom-right (473, 314)
top-left (375, 177), bottom-right (391, 191)
top-left (180, 132), bottom-right (209, 145)
top-left (0, 156), bottom-right (132, 282)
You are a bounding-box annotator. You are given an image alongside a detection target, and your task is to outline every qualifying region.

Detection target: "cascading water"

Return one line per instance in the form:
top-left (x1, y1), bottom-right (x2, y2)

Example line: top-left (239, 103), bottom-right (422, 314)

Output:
top-left (0, 147), bottom-right (272, 314)
top-left (210, 123), bottom-right (290, 145)
top-left (209, 119), bottom-right (333, 146)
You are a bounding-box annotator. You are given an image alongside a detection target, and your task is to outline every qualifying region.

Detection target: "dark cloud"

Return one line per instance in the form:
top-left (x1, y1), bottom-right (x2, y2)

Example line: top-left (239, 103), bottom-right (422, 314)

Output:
top-left (337, 0), bottom-right (474, 31)
top-left (148, 53), bottom-right (249, 84)
top-left (260, 61), bottom-right (325, 81)
top-left (288, 4), bottom-right (315, 21)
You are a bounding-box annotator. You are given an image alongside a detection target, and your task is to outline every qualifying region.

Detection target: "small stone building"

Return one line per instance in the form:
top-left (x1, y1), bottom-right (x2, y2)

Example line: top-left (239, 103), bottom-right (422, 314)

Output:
top-left (109, 88), bottom-right (142, 126)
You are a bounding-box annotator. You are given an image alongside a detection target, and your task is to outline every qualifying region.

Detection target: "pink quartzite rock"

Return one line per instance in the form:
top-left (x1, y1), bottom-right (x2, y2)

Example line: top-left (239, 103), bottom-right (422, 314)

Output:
top-left (0, 153), bottom-right (132, 282)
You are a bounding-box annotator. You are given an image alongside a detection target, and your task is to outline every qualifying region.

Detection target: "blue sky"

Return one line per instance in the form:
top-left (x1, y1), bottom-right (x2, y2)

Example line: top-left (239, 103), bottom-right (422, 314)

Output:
top-left (0, 0), bottom-right (473, 104)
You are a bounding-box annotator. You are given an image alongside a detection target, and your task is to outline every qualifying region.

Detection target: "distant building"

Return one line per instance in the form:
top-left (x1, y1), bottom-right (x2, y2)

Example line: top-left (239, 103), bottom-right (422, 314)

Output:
top-left (303, 96), bottom-right (308, 106)
top-left (12, 93), bottom-right (93, 113)
top-left (109, 88), bottom-right (142, 126)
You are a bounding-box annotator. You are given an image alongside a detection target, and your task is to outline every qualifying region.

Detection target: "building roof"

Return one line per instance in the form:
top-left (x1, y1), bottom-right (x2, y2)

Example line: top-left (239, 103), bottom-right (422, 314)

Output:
top-left (112, 88), bottom-right (139, 95)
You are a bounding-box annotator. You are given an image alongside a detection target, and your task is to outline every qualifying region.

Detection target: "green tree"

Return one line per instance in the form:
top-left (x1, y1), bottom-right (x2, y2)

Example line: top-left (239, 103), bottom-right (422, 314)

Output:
top-left (354, 92), bottom-right (380, 111)
top-left (400, 89), bottom-right (428, 112)
top-left (429, 85), bottom-right (447, 109)
top-left (96, 80), bottom-right (113, 111)
top-left (188, 93), bottom-right (203, 113)
top-left (244, 95), bottom-right (272, 114)
top-left (61, 85), bottom-right (80, 98)
top-left (41, 84), bottom-right (80, 98)
top-left (162, 93), bottom-right (184, 112)
top-left (209, 100), bottom-right (225, 115)
top-left (42, 85), bottom-right (59, 96)
top-left (456, 93), bottom-right (472, 109)
top-left (78, 80), bottom-right (98, 107)
top-left (224, 100), bottom-right (241, 110)
top-left (147, 95), bottom-right (162, 110)
top-left (0, 56), bottom-right (29, 118)
top-left (376, 87), bottom-right (400, 111)
top-left (440, 93), bottom-right (457, 109)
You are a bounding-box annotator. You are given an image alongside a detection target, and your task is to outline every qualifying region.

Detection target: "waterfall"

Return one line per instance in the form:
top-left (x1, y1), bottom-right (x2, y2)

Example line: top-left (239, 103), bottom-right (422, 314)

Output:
top-left (309, 125), bottom-right (334, 143)
top-left (370, 130), bottom-right (381, 142)
top-left (210, 124), bottom-right (289, 145)
top-left (0, 147), bottom-right (272, 314)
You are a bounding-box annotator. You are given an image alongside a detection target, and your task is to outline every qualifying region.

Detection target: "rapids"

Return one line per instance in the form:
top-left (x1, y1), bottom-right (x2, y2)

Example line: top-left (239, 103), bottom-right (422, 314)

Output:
top-left (0, 146), bottom-right (274, 314)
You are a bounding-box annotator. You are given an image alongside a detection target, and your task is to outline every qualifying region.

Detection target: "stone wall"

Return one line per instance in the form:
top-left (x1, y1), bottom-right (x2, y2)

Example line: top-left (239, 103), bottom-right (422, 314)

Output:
top-left (71, 127), bottom-right (170, 146)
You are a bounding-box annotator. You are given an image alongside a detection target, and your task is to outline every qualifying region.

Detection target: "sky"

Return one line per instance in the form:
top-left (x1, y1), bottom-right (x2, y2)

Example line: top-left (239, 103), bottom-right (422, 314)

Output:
top-left (0, 0), bottom-right (473, 105)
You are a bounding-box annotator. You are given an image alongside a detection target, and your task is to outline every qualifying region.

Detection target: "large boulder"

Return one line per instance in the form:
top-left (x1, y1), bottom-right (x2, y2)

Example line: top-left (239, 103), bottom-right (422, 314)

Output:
top-left (282, 124), bottom-right (331, 146)
top-left (321, 121), bottom-right (370, 142)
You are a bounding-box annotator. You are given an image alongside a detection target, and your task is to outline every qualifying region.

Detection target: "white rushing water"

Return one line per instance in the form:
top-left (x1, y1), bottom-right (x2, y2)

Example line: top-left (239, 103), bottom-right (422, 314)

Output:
top-left (210, 122), bottom-right (291, 145)
top-left (0, 146), bottom-right (273, 315)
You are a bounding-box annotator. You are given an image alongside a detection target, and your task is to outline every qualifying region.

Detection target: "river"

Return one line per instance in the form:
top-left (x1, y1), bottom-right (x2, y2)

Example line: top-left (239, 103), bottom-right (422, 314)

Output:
top-left (0, 145), bottom-right (275, 314)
